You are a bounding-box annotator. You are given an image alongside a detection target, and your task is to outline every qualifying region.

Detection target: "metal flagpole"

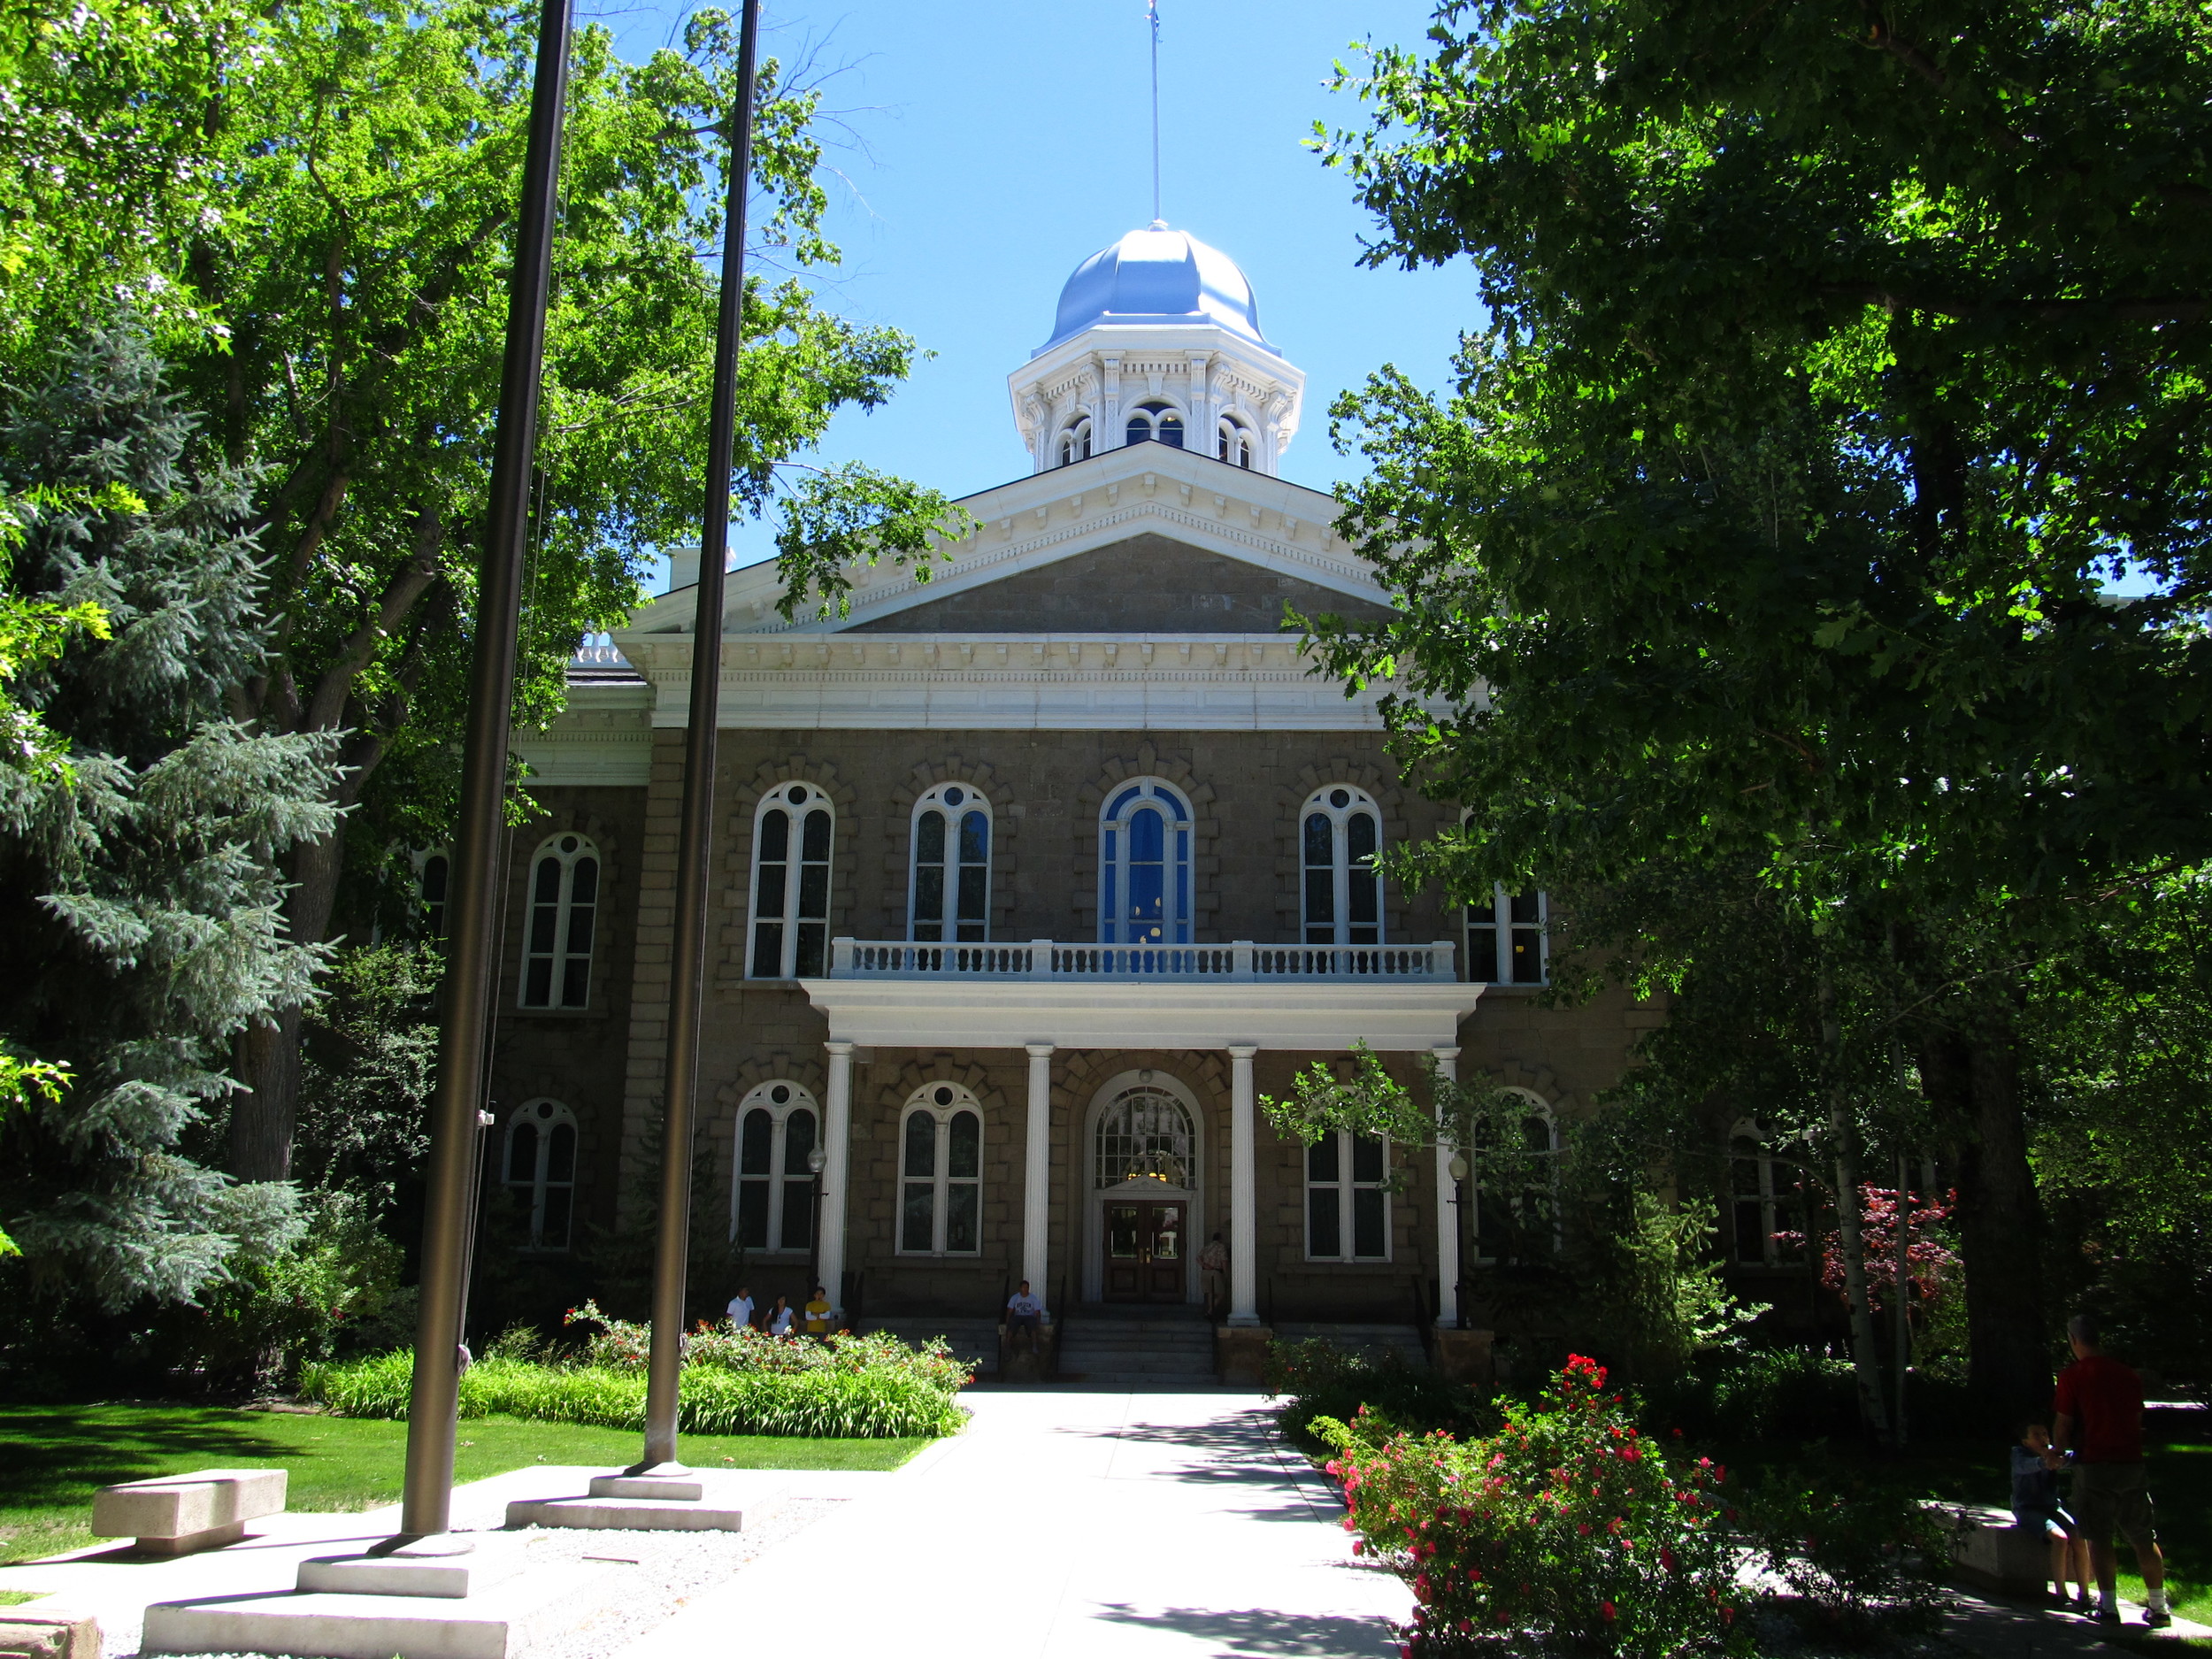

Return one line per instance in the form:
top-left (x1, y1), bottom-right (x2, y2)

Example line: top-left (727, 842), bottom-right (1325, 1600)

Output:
top-left (640, 0), bottom-right (764, 1473)
top-left (1148, 0), bottom-right (1162, 221)
top-left (400, 0), bottom-right (575, 1539)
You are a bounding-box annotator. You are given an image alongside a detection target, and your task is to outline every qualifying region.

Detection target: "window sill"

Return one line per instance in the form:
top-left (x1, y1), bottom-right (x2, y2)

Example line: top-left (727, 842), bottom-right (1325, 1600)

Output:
top-left (508, 1004), bottom-right (611, 1021)
top-left (1281, 1260), bottom-right (1402, 1273)
top-left (1471, 981), bottom-right (1549, 995)
top-left (890, 1252), bottom-right (987, 1262)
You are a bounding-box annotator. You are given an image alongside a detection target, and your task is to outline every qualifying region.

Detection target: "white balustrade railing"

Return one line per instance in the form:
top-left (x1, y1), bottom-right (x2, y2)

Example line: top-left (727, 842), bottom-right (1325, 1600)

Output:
top-left (571, 632), bottom-right (632, 668)
top-left (828, 938), bottom-right (1458, 983)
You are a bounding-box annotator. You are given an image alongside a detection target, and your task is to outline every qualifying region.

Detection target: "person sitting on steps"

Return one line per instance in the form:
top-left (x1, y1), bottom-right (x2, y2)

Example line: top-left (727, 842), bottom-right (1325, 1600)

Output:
top-left (1005, 1281), bottom-right (1046, 1351)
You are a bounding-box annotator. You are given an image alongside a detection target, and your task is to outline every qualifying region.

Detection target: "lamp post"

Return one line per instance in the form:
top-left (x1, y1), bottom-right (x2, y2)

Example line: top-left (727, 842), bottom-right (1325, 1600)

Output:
top-left (1448, 1152), bottom-right (1471, 1331)
top-left (805, 1145), bottom-right (829, 1310)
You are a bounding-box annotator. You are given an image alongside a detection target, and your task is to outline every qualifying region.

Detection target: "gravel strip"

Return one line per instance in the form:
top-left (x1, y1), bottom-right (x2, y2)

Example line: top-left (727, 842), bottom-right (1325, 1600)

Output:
top-left (104, 1496), bottom-right (846, 1659)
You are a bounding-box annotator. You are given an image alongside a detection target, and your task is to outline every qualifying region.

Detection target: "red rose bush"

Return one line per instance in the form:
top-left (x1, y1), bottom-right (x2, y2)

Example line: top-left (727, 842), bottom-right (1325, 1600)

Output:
top-left (1317, 1356), bottom-right (1751, 1657)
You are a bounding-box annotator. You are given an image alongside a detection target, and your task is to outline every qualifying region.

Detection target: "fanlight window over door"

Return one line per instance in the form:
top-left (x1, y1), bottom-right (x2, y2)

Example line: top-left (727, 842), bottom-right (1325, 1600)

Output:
top-left (1095, 1087), bottom-right (1195, 1190)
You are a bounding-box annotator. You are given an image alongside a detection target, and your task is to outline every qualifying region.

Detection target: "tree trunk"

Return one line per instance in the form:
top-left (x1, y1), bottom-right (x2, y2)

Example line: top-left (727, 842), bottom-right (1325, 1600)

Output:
top-left (1822, 974), bottom-right (1892, 1444)
top-left (1924, 1021), bottom-right (2049, 1419)
top-left (227, 822), bottom-right (351, 1180)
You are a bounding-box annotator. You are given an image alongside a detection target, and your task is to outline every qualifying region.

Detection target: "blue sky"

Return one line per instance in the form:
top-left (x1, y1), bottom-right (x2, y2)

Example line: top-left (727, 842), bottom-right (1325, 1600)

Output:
top-left (584, 0), bottom-right (1479, 582)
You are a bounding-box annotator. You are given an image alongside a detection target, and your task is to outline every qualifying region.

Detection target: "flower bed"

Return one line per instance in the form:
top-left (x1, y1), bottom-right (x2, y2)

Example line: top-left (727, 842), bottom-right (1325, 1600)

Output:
top-left (299, 1306), bottom-right (970, 1440)
top-left (1318, 1356), bottom-right (1748, 1656)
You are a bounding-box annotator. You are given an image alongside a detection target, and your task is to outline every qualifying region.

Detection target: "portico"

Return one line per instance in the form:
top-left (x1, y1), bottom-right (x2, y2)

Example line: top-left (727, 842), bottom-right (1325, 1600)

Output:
top-left (802, 941), bottom-right (1483, 1326)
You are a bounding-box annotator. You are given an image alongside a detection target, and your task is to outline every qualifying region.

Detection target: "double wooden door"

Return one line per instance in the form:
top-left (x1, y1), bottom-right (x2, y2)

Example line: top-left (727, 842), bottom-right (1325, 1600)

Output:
top-left (1103, 1198), bottom-right (1187, 1302)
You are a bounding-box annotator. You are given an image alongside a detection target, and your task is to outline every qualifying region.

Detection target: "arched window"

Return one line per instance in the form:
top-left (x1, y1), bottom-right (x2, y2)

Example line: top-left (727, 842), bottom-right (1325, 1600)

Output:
top-left (1124, 401), bottom-right (1184, 449)
top-left (1729, 1120), bottom-right (1803, 1267)
top-left (1466, 885), bottom-right (1548, 985)
top-left (899, 1083), bottom-right (982, 1256)
top-left (504, 1098), bottom-right (577, 1250)
top-left (519, 834), bottom-right (599, 1009)
top-left (1216, 419), bottom-right (1254, 469)
top-left (1098, 778), bottom-right (1193, 945)
top-left (1307, 1130), bottom-right (1390, 1261)
top-left (1301, 787), bottom-right (1384, 946)
top-left (732, 1080), bottom-right (819, 1253)
top-left (749, 782), bottom-right (833, 979)
top-left (1472, 1104), bottom-right (1559, 1263)
top-left (418, 850), bottom-right (449, 942)
top-left (1094, 1085), bottom-right (1195, 1188)
top-left (1056, 419), bottom-right (1093, 467)
top-left (909, 783), bottom-right (991, 943)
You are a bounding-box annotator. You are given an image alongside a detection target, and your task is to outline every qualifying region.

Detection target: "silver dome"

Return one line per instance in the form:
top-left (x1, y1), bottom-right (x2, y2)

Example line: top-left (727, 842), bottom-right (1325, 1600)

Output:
top-left (1039, 222), bottom-right (1276, 355)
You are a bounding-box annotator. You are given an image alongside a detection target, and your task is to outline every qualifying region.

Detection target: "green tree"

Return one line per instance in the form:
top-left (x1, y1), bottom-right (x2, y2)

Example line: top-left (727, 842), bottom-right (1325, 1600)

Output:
top-left (0, 327), bottom-right (342, 1306)
top-left (1306, 0), bottom-right (2212, 1417)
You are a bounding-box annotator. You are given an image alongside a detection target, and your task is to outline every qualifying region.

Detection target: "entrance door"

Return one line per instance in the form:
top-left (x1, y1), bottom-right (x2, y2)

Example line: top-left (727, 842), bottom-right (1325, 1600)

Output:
top-left (1102, 1198), bottom-right (1187, 1302)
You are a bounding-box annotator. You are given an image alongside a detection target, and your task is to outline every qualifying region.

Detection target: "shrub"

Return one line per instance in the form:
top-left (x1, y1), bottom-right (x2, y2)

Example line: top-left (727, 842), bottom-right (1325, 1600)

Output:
top-left (1640, 1348), bottom-right (1859, 1444)
top-left (1266, 1336), bottom-right (1498, 1452)
top-left (1319, 1355), bottom-right (1750, 1657)
top-left (1739, 1454), bottom-right (1945, 1639)
top-left (298, 1322), bottom-right (972, 1440)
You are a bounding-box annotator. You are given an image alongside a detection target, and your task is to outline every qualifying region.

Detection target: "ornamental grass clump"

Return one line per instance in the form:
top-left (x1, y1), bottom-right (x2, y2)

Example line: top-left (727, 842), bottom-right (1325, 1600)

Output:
top-left (1318, 1355), bottom-right (1750, 1658)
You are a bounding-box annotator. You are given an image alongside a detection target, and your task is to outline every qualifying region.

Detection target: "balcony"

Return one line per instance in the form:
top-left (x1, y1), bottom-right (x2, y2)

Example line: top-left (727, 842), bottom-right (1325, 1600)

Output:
top-left (828, 938), bottom-right (1458, 983)
top-left (803, 938), bottom-right (1482, 1052)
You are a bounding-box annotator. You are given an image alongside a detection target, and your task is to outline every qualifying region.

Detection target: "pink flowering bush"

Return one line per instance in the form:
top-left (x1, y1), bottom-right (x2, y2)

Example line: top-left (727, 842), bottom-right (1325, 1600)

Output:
top-left (1317, 1356), bottom-right (1751, 1657)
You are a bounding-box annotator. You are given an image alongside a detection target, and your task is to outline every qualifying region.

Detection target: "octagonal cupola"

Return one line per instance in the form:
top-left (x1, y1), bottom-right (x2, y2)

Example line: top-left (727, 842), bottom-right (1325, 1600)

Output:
top-left (1010, 222), bottom-right (1305, 478)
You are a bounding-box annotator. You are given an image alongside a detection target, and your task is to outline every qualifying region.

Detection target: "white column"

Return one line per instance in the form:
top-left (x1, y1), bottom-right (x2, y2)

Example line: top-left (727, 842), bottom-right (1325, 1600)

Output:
top-left (1432, 1045), bottom-right (1463, 1328)
top-left (1023, 1043), bottom-right (1054, 1296)
top-left (1227, 1044), bottom-right (1260, 1325)
top-left (818, 1041), bottom-right (853, 1305)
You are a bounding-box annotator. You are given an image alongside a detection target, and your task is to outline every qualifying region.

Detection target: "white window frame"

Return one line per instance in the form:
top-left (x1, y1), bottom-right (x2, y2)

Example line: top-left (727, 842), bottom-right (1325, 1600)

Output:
top-left (1124, 401), bottom-right (1186, 449)
top-left (1728, 1118), bottom-right (1802, 1268)
top-left (1098, 778), bottom-right (1194, 945)
top-left (897, 1083), bottom-right (984, 1257)
top-left (748, 782), bottom-right (834, 979)
top-left (1304, 1128), bottom-right (1393, 1262)
top-left (730, 1080), bottom-right (820, 1255)
top-left (504, 1097), bottom-right (578, 1250)
top-left (518, 833), bottom-right (600, 1009)
top-left (1465, 883), bottom-right (1548, 985)
top-left (1216, 418), bottom-right (1255, 469)
top-left (1056, 418), bottom-right (1093, 466)
top-left (1300, 786), bottom-right (1385, 946)
top-left (908, 783), bottom-right (993, 943)
top-left (1471, 1097), bottom-right (1561, 1263)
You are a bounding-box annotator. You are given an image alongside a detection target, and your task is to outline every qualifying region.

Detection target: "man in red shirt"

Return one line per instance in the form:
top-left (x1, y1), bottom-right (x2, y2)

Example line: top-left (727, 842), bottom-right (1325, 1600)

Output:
top-left (2052, 1312), bottom-right (2169, 1626)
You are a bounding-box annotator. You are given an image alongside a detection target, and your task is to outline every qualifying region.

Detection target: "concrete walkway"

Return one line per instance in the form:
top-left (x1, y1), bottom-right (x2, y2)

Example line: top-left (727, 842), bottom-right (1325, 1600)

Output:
top-left (616, 1386), bottom-right (1409, 1659)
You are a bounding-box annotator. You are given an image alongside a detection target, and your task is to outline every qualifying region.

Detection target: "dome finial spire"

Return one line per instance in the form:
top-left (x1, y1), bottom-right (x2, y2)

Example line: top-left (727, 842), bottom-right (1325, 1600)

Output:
top-left (1148, 0), bottom-right (1163, 225)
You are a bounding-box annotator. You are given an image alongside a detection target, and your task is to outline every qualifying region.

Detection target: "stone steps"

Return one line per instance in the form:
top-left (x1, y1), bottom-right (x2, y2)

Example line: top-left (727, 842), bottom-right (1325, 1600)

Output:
top-left (1271, 1321), bottom-right (1430, 1368)
top-left (1056, 1315), bottom-right (1217, 1386)
top-left (861, 1317), bottom-right (1002, 1377)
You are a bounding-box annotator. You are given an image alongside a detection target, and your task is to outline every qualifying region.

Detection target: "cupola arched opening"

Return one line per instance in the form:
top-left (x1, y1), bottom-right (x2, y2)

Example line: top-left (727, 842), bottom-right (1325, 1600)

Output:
top-left (1217, 419), bottom-right (1254, 469)
top-left (1125, 402), bottom-right (1184, 449)
top-left (1056, 419), bottom-right (1093, 467)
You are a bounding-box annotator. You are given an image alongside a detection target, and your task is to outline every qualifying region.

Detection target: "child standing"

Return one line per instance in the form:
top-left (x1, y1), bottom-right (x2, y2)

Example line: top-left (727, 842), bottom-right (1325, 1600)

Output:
top-left (2015, 1418), bottom-right (2092, 1611)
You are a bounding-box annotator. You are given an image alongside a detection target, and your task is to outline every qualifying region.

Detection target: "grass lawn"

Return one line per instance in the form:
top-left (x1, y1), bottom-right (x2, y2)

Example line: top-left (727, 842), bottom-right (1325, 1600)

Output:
top-left (0, 1402), bottom-right (930, 1567)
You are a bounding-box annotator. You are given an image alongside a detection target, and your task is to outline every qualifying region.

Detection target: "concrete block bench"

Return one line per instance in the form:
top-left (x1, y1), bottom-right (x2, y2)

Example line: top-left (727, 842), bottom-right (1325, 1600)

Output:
top-left (92, 1468), bottom-right (287, 1556)
top-left (1925, 1500), bottom-right (2049, 1597)
top-left (0, 1609), bottom-right (100, 1659)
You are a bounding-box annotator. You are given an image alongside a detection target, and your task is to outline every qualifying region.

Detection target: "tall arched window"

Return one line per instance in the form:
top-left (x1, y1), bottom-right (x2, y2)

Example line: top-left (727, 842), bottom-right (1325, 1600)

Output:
top-left (1307, 1130), bottom-right (1390, 1261)
top-left (1301, 787), bottom-right (1383, 946)
top-left (1729, 1120), bottom-right (1802, 1267)
top-left (899, 1083), bottom-right (982, 1256)
top-left (519, 834), bottom-right (599, 1009)
top-left (1099, 779), bottom-right (1193, 945)
top-left (417, 849), bottom-right (449, 942)
top-left (731, 1080), bottom-right (818, 1252)
top-left (909, 783), bottom-right (991, 942)
top-left (1125, 402), bottom-right (1184, 449)
top-left (505, 1098), bottom-right (577, 1250)
top-left (1056, 419), bottom-right (1093, 466)
top-left (749, 782), bottom-right (833, 979)
top-left (1472, 1104), bottom-right (1559, 1263)
top-left (1466, 885), bottom-right (1548, 984)
top-left (1216, 419), bottom-right (1254, 469)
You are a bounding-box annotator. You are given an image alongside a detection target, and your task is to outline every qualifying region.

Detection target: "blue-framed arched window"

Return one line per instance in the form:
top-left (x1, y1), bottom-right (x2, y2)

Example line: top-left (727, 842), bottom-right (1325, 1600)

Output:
top-left (1099, 779), bottom-right (1193, 945)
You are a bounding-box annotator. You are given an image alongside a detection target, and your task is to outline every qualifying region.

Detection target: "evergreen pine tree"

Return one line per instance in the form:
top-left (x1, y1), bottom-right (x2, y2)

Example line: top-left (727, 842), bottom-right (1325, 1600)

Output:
top-left (0, 327), bottom-right (342, 1307)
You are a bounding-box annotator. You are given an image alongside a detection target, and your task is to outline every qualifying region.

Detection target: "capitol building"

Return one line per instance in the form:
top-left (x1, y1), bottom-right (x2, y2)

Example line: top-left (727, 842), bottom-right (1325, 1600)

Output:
top-left (478, 222), bottom-right (1675, 1376)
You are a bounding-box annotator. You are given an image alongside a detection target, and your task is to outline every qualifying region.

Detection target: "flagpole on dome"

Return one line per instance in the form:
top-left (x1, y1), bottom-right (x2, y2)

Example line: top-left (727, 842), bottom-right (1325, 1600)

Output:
top-left (1148, 0), bottom-right (1163, 224)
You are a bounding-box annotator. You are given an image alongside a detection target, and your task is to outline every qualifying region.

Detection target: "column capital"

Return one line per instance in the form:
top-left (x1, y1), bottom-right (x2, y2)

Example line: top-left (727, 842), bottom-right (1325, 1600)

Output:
top-left (1225, 1043), bottom-right (1259, 1060)
top-left (1025, 1041), bottom-right (1056, 1058)
top-left (1430, 1044), bottom-right (1463, 1061)
top-left (825, 1039), bottom-right (854, 1056)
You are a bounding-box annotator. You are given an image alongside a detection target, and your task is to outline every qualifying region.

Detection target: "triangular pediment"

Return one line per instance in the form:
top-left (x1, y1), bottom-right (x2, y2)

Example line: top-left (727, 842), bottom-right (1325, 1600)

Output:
top-left (846, 534), bottom-right (1394, 634)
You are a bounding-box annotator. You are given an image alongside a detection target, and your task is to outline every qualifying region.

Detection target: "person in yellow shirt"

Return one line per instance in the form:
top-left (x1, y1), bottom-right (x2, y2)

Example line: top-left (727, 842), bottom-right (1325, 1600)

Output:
top-left (803, 1284), bottom-right (833, 1337)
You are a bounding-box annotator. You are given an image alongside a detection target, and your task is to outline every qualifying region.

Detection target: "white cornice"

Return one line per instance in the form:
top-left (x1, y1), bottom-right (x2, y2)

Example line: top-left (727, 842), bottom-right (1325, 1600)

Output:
top-left (602, 630), bottom-right (1402, 733)
top-left (635, 442), bottom-right (1382, 637)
